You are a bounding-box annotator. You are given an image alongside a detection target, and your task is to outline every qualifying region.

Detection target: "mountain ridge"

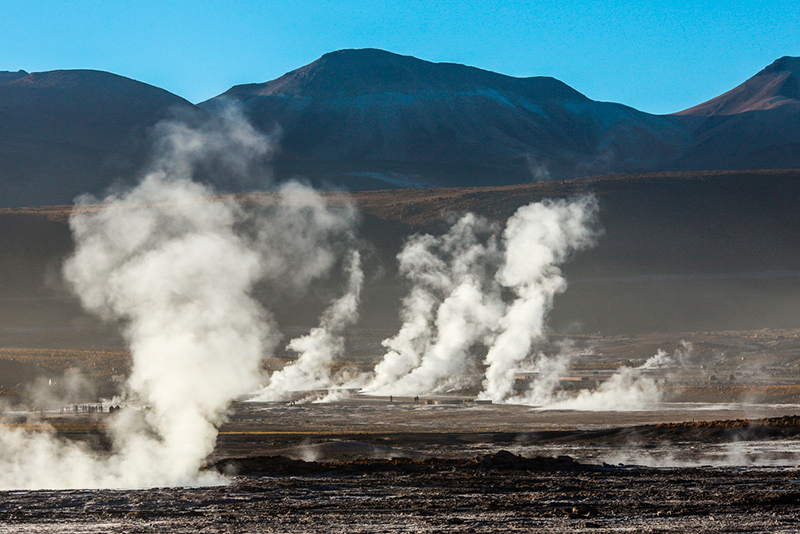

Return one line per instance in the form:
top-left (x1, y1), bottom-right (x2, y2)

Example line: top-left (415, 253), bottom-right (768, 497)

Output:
top-left (217, 48), bottom-right (589, 103)
top-left (203, 49), bottom-right (691, 190)
top-left (1, 51), bottom-right (799, 206)
top-left (676, 56), bottom-right (800, 116)
top-left (0, 69), bottom-right (195, 207)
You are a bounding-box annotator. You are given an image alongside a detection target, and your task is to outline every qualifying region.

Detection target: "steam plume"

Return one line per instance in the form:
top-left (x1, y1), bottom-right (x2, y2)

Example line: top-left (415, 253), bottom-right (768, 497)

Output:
top-left (0, 180), bottom-right (267, 486)
top-left (516, 342), bottom-right (670, 411)
top-left (366, 214), bottom-right (502, 394)
top-left (481, 197), bottom-right (598, 402)
top-left (254, 249), bottom-right (364, 401)
top-left (251, 181), bottom-right (358, 298)
top-left (542, 366), bottom-right (662, 410)
top-left (0, 108), bottom-right (356, 489)
top-left (366, 197), bottom-right (598, 399)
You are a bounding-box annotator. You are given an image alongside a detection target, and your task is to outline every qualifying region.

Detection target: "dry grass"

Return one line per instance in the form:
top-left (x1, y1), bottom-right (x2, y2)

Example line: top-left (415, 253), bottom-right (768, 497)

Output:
top-left (7, 169), bottom-right (797, 229)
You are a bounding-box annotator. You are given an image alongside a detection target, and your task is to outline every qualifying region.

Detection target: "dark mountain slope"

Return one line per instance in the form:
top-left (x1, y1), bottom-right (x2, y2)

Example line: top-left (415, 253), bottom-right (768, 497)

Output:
top-left (223, 48), bottom-right (587, 101)
top-left (204, 49), bottom-right (690, 189)
top-left (0, 69), bottom-right (195, 206)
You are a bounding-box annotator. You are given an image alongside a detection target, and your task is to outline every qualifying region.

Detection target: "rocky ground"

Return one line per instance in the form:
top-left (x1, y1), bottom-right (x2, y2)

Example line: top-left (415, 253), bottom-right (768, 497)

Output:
top-left (3, 325), bottom-right (800, 532)
top-left (3, 402), bottom-right (800, 532)
top-left (2, 451), bottom-right (800, 533)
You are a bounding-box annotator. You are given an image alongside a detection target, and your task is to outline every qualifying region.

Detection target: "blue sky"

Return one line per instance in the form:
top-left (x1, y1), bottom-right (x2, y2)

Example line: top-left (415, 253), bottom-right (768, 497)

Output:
top-left (2, 0), bottom-right (798, 114)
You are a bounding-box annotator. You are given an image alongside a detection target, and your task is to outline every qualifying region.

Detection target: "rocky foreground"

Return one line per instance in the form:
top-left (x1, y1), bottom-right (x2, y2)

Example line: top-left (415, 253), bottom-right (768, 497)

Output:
top-left (2, 451), bottom-right (800, 533)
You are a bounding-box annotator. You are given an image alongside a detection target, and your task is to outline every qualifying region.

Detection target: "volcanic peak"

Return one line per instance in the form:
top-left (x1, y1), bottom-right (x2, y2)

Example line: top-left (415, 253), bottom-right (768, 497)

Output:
top-left (218, 48), bottom-right (588, 103)
top-left (759, 56), bottom-right (800, 76)
top-left (676, 55), bottom-right (800, 116)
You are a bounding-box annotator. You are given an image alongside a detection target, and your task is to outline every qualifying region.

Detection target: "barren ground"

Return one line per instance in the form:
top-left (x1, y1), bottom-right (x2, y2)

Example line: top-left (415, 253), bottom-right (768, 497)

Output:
top-left (4, 402), bottom-right (800, 533)
top-left (3, 330), bottom-right (800, 532)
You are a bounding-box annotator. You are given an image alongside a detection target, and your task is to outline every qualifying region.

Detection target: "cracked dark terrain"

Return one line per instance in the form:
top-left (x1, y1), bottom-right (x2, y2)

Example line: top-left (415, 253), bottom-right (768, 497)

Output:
top-left (4, 327), bottom-right (800, 532)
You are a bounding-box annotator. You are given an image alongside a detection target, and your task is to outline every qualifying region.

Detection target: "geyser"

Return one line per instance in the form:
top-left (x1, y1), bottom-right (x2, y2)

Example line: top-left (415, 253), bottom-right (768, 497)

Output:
top-left (481, 197), bottom-right (598, 402)
top-left (359, 195), bottom-right (666, 409)
top-left (64, 171), bottom-right (269, 489)
top-left (363, 196), bottom-right (607, 402)
top-left (254, 249), bottom-right (364, 401)
top-left (367, 213), bottom-right (504, 395)
top-left (0, 108), bottom-right (357, 489)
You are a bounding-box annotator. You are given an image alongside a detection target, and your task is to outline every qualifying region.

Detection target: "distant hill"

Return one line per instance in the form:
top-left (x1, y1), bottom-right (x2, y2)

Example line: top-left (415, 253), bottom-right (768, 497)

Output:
top-left (0, 69), bottom-right (195, 207)
top-left (203, 49), bottom-right (690, 189)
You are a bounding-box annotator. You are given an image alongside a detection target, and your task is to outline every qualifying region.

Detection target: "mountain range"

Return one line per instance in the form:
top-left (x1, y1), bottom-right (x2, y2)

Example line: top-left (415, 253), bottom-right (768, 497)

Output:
top-left (1, 50), bottom-right (799, 206)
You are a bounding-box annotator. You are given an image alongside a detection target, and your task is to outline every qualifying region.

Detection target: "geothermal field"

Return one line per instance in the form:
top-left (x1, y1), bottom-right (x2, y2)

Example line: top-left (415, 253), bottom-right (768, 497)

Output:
top-left (4, 176), bottom-right (800, 532)
top-left (1, 108), bottom-right (800, 532)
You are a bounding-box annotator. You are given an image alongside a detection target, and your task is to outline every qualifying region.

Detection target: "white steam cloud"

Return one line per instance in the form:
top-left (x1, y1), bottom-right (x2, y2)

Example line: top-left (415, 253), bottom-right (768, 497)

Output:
top-left (365, 197), bottom-right (600, 401)
top-left (641, 340), bottom-right (693, 369)
top-left (254, 249), bottom-right (364, 401)
top-left (64, 174), bottom-right (270, 489)
top-left (367, 214), bottom-right (503, 395)
top-left (481, 197), bottom-right (598, 402)
top-left (0, 108), bottom-right (357, 489)
top-left (513, 341), bottom-right (691, 411)
top-left (524, 364), bottom-right (663, 411)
